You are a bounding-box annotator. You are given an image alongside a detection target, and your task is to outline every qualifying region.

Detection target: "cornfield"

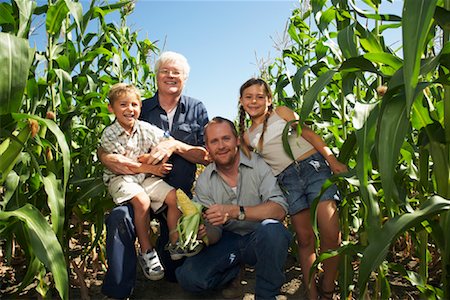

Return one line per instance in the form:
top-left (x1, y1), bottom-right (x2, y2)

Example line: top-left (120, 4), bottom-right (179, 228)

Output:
top-left (0, 0), bottom-right (449, 299)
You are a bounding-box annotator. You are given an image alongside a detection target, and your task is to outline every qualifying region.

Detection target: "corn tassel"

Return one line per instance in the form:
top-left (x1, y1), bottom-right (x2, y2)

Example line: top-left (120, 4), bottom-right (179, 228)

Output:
top-left (176, 189), bottom-right (209, 249)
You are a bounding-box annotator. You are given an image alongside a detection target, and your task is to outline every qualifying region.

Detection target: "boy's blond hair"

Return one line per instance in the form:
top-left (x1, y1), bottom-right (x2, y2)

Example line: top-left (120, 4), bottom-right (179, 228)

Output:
top-left (108, 83), bottom-right (141, 105)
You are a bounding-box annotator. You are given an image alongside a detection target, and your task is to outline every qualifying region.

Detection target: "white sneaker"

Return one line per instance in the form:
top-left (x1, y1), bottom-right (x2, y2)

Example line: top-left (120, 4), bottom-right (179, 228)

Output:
top-left (138, 249), bottom-right (164, 280)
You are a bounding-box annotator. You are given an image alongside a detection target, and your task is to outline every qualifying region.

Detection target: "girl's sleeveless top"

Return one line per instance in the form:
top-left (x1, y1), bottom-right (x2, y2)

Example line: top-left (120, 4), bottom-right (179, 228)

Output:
top-left (247, 112), bottom-right (315, 175)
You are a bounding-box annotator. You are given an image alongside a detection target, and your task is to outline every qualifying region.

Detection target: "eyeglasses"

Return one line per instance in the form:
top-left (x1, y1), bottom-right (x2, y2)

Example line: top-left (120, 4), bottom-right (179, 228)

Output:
top-left (158, 69), bottom-right (183, 77)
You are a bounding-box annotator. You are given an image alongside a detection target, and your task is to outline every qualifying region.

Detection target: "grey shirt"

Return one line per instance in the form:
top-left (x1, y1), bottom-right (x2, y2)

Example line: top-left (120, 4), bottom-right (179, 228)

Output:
top-left (193, 150), bottom-right (288, 236)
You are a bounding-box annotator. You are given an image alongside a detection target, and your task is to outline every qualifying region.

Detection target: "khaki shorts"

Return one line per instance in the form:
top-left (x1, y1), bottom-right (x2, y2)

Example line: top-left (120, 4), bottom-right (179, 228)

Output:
top-left (108, 175), bottom-right (173, 212)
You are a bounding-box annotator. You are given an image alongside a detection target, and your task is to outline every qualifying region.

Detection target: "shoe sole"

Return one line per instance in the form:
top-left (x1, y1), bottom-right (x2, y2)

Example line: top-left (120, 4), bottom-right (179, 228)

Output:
top-left (170, 245), bottom-right (204, 260)
top-left (142, 270), bottom-right (165, 281)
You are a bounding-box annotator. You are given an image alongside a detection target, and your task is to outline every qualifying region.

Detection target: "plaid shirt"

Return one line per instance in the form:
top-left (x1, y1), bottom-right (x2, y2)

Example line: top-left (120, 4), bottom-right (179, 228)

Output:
top-left (101, 119), bottom-right (165, 183)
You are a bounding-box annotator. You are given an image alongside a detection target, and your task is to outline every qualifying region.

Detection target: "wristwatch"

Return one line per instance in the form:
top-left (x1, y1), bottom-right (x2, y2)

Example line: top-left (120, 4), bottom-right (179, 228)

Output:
top-left (237, 205), bottom-right (246, 221)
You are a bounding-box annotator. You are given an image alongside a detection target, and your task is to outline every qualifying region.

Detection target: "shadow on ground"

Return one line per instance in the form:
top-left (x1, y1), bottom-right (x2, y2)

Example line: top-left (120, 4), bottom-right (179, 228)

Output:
top-left (83, 254), bottom-right (305, 300)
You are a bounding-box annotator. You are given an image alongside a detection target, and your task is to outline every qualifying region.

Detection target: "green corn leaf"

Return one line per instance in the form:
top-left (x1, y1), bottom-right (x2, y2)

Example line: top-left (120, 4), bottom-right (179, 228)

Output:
top-left (281, 120), bottom-right (297, 161)
top-left (339, 56), bottom-right (380, 75)
top-left (14, 0), bottom-right (36, 38)
top-left (363, 53), bottom-right (403, 70)
top-left (63, 0), bottom-right (82, 31)
top-left (12, 113), bottom-right (71, 191)
top-left (0, 32), bottom-right (32, 114)
top-left (46, 0), bottom-right (69, 36)
top-left (376, 91), bottom-right (409, 211)
top-left (434, 6), bottom-right (450, 31)
top-left (0, 121), bottom-right (31, 184)
top-left (358, 195), bottom-right (450, 293)
top-left (350, 0), bottom-right (401, 21)
top-left (301, 70), bottom-right (336, 121)
top-left (0, 204), bottom-right (69, 300)
top-left (338, 24), bottom-right (358, 59)
top-left (42, 172), bottom-right (65, 239)
top-left (402, 0), bottom-right (437, 115)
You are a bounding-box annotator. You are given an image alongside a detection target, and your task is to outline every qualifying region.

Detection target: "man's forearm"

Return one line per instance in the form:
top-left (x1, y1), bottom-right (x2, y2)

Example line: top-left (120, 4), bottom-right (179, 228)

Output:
top-left (97, 147), bottom-right (140, 175)
top-left (231, 201), bottom-right (286, 221)
top-left (171, 140), bottom-right (209, 165)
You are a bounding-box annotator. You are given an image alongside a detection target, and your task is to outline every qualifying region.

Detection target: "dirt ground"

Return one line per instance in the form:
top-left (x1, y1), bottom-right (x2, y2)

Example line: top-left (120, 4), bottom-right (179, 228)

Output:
top-left (76, 254), bottom-right (305, 300)
top-left (0, 253), bottom-right (305, 300)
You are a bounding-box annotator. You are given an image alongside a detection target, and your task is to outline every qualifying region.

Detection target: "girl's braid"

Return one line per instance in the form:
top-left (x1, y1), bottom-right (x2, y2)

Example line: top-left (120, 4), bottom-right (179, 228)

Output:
top-left (238, 104), bottom-right (252, 157)
top-left (257, 103), bottom-right (273, 153)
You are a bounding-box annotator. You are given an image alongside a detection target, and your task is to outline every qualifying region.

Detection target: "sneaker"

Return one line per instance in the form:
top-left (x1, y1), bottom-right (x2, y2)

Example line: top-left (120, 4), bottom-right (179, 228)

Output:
top-left (138, 249), bottom-right (164, 280)
top-left (166, 241), bottom-right (204, 260)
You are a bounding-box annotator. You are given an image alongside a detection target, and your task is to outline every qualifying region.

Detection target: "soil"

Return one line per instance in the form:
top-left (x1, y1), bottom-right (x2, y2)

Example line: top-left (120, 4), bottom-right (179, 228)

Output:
top-left (1, 253), bottom-right (305, 300)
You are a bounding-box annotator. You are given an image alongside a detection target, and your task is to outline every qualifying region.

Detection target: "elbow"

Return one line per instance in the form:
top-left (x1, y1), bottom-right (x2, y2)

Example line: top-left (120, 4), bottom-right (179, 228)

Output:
top-left (273, 205), bottom-right (287, 221)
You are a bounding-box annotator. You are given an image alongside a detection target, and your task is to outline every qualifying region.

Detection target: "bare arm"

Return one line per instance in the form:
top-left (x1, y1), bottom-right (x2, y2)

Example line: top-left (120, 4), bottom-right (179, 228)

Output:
top-left (139, 138), bottom-right (209, 166)
top-left (97, 147), bottom-right (141, 175)
top-left (204, 201), bottom-right (286, 226)
top-left (275, 106), bottom-right (348, 174)
top-left (130, 162), bottom-right (173, 177)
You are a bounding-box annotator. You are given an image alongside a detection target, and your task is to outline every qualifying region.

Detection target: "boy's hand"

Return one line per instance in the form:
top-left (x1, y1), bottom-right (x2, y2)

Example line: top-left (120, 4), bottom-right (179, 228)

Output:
top-left (158, 162), bottom-right (173, 176)
top-left (197, 224), bottom-right (207, 239)
top-left (131, 162), bottom-right (173, 177)
top-left (100, 152), bottom-right (141, 174)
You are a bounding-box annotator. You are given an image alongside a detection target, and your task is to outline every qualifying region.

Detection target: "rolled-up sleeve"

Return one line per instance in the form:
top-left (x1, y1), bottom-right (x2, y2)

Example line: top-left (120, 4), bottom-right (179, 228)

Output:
top-left (254, 155), bottom-right (288, 212)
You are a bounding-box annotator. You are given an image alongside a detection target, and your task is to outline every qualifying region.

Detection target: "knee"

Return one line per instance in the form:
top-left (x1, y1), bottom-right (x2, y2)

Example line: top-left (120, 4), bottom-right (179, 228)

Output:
top-left (106, 205), bottom-right (135, 241)
top-left (106, 205), bottom-right (133, 228)
top-left (320, 230), bottom-right (341, 249)
top-left (131, 194), bottom-right (151, 212)
top-left (176, 262), bottom-right (207, 292)
top-left (165, 190), bottom-right (177, 207)
top-left (258, 220), bottom-right (291, 246)
top-left (296, 231), bottom-right (315, 249)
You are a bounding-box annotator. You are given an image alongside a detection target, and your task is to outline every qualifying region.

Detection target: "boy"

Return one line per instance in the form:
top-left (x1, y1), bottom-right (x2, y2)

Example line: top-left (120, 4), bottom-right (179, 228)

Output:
top-left (100, 83), bottom-right (196, 281)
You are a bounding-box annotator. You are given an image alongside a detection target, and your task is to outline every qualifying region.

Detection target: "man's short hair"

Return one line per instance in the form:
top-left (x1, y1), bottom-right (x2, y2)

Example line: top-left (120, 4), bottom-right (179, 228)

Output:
top-left (108, 83), bottom-right (141, 105)
top-left (155, 51), bottom-right (190, 79)
top-left (204, 117), bottom-right (238, 141)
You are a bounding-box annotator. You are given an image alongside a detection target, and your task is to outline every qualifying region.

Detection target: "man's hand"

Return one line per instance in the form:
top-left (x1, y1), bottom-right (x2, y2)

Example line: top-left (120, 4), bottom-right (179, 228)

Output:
top-left (139, 139), bottom-right (177, 165)
top-left (204, 204), bottom-right (236, 226)
top-left (98, 148), bottom-right (141, 175)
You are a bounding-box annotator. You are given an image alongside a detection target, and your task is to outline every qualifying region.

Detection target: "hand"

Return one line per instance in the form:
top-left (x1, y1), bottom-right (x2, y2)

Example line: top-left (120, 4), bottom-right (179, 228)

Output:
top-left (157, 162), bottom-right (173, 177)
top-left (130, 162), bottom-right (173, 177)
top-left (197, 223), bottom-right (207, 239)
top-left (141, 139), bottom-right (177, 165)
top-left (100, 152), bottom-right (141, 175)
top-left (328, 159), bottom-right (348, 174)
top-left (204, 204), bottom-right (233, 226)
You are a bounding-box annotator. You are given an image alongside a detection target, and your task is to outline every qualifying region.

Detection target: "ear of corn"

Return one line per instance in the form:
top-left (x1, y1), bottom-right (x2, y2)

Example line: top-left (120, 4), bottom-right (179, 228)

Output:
top-left (176, 189), bottom-right (209, 249)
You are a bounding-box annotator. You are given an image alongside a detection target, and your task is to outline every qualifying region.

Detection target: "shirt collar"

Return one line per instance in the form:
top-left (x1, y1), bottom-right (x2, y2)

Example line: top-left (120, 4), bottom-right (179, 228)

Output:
top-left (208, 149), bottom-right (254, 178)
top-left (111, 119), bottom-right (139, 135)
top-left (147, 91), bottom-right (187, 114)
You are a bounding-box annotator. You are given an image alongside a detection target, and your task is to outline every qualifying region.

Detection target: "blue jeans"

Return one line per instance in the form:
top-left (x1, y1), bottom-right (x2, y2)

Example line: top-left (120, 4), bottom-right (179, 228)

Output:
top-left (175, 220), bottom-right (291, 300)
top-left (277, 152), bottom-right (340, 215)
top-left (101, 204), bottom-right (183, 299)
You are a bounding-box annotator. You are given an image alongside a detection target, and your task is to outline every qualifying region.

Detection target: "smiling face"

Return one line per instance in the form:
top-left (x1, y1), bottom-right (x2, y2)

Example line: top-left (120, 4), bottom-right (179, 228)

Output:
top-left (205, 121), bottom-right (240, 168)
top-left (108, 91), bottom-right (141, 133)
top-left (239, 84), bottom-right (272, 123)
top-left (156, 61), bottom-right (186, 96)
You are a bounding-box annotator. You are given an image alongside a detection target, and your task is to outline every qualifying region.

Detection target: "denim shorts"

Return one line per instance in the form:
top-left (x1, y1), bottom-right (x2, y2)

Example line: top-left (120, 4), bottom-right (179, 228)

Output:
top-left (276, 152), bottom-right (340, 215)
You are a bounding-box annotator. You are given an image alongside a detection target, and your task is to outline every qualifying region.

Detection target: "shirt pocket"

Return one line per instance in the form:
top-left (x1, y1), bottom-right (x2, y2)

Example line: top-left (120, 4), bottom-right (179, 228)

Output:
top-left (176, 123), bottom-right (201, 145)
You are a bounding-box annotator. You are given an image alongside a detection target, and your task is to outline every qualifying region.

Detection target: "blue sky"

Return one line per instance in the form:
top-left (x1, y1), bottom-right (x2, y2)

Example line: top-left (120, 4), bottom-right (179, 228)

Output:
top-left (28, 0), bottom-right (402, 121)
top-left (129, 0), bottom-right (300, 120)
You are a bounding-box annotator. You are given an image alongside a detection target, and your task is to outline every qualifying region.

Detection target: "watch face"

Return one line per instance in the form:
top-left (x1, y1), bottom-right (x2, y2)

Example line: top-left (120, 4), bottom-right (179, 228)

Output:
top-left (238, 206), bottom-right (245, 220)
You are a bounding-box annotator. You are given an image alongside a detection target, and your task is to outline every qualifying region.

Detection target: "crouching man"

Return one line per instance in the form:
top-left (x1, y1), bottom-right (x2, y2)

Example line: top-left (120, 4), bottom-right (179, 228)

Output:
top-left (176, 117), bottom-right (291, 300)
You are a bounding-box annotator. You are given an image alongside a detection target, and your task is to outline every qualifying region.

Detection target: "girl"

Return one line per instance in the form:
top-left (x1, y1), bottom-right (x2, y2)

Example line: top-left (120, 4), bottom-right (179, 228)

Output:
top-left (238, 78), bottom-right (347, 300)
